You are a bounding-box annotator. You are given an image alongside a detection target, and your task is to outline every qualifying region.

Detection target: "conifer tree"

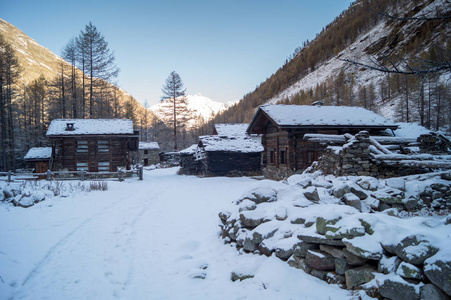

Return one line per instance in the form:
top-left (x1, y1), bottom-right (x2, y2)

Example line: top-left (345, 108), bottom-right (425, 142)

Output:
top-left (78, 22), bottom-right (119, 118)
top-left (161, 71), bottom-right (187, 150)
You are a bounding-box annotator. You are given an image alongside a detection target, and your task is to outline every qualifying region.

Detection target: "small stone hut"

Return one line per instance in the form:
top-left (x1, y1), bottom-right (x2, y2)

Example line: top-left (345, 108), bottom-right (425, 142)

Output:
top-left (134, 142), bottom-right (160, 166)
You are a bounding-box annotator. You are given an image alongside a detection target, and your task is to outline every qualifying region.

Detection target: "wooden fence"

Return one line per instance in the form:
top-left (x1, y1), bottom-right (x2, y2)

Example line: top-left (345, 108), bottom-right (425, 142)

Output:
top-left (0, 166), bottom-right (143, 183)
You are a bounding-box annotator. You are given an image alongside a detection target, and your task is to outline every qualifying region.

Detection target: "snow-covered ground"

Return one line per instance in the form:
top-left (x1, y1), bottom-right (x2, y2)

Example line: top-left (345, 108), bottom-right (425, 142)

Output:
top-left (0, 168), bottom-right (353, 300)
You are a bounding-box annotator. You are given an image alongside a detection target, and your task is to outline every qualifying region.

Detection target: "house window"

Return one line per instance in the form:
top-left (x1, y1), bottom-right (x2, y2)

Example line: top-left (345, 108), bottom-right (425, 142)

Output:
top-left (98, 161), bottom-right (110, 172)
top-left (76, 162), bottom-right (89, 171)
top-left (280, 149), bottom-right (286, 164)
top-left (98, 140), bottom-right (109, 152)
top-left (269, 150), bottom-right (275, 164)
top-left (307, 151), bottom-right (315, 164)
top-left (76, 140), bottom-right (88, 153)
top-left (144, 150), bottom-right (149, 155)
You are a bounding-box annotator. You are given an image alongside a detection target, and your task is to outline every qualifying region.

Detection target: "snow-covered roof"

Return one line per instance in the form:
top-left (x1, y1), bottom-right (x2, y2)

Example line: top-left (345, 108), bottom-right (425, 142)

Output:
top-left (46, 119), bottom-right (134, 136)
top-left (139, 142), bottom-right (160, 150)
top-left (180, 144), bottom-right (199, 154)
top-left (214, 123), bottom-right (249, 137)
top-left (199, 135), bottom-right (264, 153)
top-left (258, 105), bottom-right (397, 128)
top-left (24, 147), bottom-right (52, 160)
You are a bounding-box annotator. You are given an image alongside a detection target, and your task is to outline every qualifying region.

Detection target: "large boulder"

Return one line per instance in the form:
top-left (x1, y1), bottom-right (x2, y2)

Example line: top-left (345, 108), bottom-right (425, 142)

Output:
top-left (395, 235), bottom-right (439, 265)
top-left (378, 255), bottom-right (402, 274)
top-left (343, 238), bottom-right (383, 260)
top-left (343, 248), bottom-right (367, 266)
top-left (238, 200), bottom-right (257, 212)
top-left (316, 216), bottom-right (341, 235)
top-left (333, 183), bottom-right (351, 198)
top-left (325, 225), bottom-right (366, 240)
top-left (251, 221), bottom-right (279, 244)
top-left (345, 265), bottom-right (375, 289)
top-left (396, 262), bottom-right (424, 280)
top-left (379, 277), bottom-right (422, 300)
top-left (239, 187), bottom-right (277, 204)
top-left (319, 245), bottom-right (345, 258)
top-left (357, 177), bottom-right (379, 191)
top-left (287, 256), bottom-right (312, 273)
top-left (293, 242), bottom-right (319, 258)
top-left (350, 186), bottom-right (368, 200)
top-left (239, 209), bottom-right (271, 228)
top-left (297, 234), bottom-right (345, 247)
top-left (343, 193), bottom-right (362, 211)
top-left (420, 284), bottom-right (449, 300)
top-left (424, 258), bottom-right (451, 296)
top-left (305, 250), bottom-right (335, 271)
top-left (335, 257), bottom-right (350, 275)
top-left (303, 187), bottom-right (320, 202)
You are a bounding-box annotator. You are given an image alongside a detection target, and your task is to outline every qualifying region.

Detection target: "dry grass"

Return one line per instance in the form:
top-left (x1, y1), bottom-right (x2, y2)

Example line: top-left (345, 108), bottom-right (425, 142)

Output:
top-left (89, 181), bottom-right (108, 191)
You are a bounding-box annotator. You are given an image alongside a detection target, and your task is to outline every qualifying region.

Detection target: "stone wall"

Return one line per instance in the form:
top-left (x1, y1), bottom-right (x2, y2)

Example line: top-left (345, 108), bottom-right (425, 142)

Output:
top-left (308, 131), bottom-right (450, 178)
top-left (218, 172), bottom-right (451, 299)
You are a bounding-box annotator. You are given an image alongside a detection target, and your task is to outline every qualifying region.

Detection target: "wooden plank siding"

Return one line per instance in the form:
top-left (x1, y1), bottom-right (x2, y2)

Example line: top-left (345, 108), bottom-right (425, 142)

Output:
top-left (204, 151), bottom-right (261, 176)
top-left (53, 136), bottom-right (130, 172)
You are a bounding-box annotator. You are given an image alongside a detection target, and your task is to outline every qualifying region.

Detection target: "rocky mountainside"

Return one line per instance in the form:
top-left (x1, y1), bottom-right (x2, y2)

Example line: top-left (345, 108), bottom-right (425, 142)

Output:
top-left (267, 0), bottom-right (450, 119)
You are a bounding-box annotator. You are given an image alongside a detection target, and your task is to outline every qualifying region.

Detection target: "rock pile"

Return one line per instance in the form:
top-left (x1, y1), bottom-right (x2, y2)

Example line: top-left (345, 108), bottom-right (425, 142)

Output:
top-left (218, 172), bottom-right (451, 299)
top-left (308, 131), bottom-right (451, 178)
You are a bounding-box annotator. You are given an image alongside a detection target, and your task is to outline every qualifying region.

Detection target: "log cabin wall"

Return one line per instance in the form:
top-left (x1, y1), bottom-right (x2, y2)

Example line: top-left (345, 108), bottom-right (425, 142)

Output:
top-left (204, 151), bottom-right (261, 177)
top-left (53, 136), bottom-right (129, 172)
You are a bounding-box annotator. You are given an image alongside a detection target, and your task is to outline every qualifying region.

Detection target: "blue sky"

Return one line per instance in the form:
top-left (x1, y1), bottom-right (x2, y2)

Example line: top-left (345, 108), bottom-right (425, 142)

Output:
top-left (1, 0), bottom-right (353, 106)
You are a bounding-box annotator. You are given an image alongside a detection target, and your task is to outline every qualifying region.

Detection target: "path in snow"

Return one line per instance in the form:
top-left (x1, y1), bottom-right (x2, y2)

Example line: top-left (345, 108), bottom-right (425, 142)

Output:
top-left (1, 168), bottom-right (352, 300)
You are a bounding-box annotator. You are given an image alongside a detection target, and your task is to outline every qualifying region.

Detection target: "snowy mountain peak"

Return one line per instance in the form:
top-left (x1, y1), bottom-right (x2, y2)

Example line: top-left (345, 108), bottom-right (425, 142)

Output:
top-left (150, 94), bottom-right (229, 128)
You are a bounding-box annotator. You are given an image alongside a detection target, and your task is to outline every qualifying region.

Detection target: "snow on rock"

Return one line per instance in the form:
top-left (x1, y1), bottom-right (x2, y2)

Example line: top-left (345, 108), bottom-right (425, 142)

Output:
top-left (219, 170), bottom-right (451, 297)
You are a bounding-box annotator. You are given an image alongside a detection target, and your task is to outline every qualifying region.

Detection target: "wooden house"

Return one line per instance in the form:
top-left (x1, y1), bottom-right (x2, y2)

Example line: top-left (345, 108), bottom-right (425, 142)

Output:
top-left (247, 104), bottom-right (398, 180)
top-left (179, 135), bottom-right (263, 176)
top-left (46, 119), bottom-right (138, 172)
top-left (24, 147), bottom-right (52, 173)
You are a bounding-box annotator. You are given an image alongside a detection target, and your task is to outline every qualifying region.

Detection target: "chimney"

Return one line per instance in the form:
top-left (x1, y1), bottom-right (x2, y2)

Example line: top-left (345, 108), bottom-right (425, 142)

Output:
top-left (65, 123), bottom-right (75, 131)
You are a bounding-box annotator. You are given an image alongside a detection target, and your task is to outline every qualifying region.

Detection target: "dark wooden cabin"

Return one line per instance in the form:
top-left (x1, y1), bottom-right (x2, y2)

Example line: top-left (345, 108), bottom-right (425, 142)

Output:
top-left (179, 135), bottom-right (263, 176)
top-left (24, 147), bottom-right (52, 173)
top-left (247, 104), bottom-right (398, 180)
top-left (46, 119), bottom-right (138, 172)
